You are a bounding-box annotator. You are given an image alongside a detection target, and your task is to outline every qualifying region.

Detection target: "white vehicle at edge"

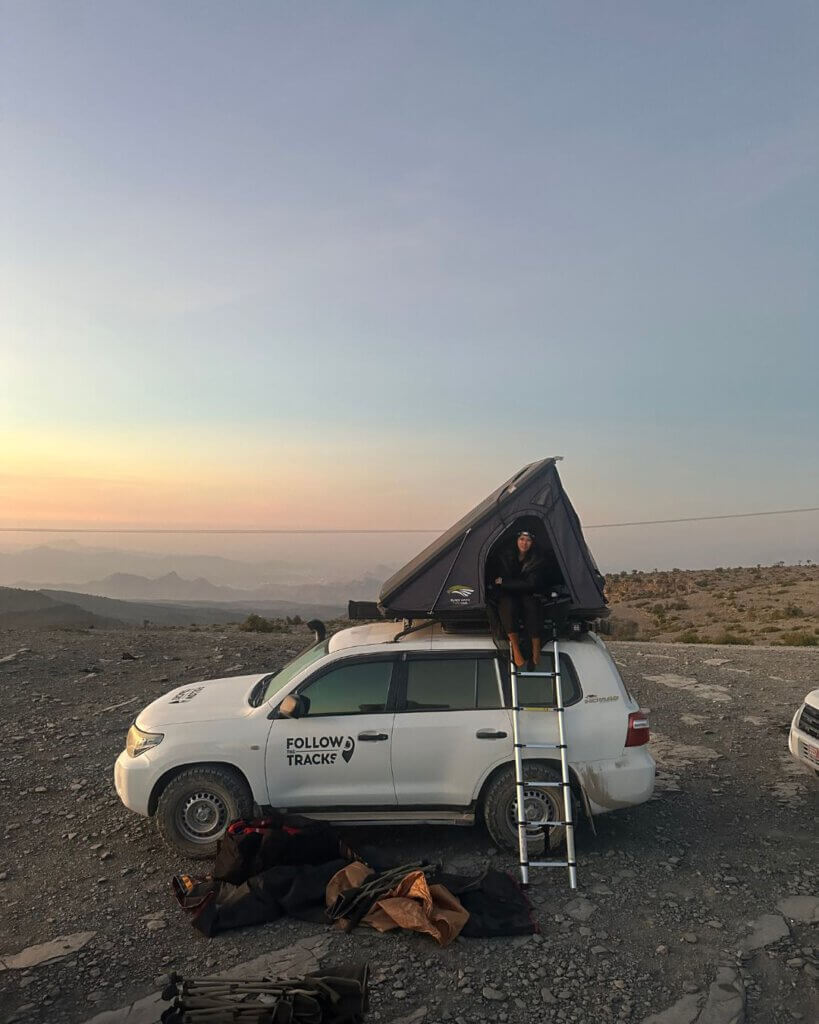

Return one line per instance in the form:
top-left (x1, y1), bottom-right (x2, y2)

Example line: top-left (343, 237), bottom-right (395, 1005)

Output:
top-left (114, 621), bottom-right (655, 857)
top-left (788, 689), bottom-right (819, 775)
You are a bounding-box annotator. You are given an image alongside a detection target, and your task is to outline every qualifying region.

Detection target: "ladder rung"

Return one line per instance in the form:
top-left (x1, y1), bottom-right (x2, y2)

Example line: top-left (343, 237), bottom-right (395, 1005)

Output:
top-left (514, 706), bottom-right (564, 712)
top-left (514, 742), bottom-right (566, 749)
top-left (529, 860), bottom-right (577, 868)
top-left (516, 780), bottom-right (568, 788)
top-left (516, 820), bottom-right (572, 827)
top-left (518, 671), bottom-right (556, 677)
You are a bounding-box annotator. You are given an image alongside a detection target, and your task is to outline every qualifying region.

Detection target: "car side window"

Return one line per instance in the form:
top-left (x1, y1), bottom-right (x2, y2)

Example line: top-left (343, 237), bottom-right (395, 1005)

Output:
top-left (297, 659), bottom-right (394, 716)
top-left (402, 656), bottom-right (503, 712)
top-left (500, 653), bottom-right (581, 707)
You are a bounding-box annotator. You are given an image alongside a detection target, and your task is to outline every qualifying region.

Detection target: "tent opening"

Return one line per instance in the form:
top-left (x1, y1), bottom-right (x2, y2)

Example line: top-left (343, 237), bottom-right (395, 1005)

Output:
top-left (484, 515), bottom-right (567, 599)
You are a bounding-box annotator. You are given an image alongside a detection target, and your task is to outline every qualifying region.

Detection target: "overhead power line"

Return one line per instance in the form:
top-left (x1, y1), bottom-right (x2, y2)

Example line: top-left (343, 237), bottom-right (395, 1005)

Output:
top-left (583, 506), bottom-right (819, 530)
top-left (0, 506), bottom-right (817, 535)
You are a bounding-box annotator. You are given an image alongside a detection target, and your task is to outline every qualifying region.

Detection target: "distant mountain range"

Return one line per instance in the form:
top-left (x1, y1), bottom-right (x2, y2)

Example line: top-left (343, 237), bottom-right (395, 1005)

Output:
top-left (0, 587), bottom-right (123, 629)
top-left (14, 570), bottom-right (382, 607)
top-left (0, 543), bottom-right (310, 588)
top-left (0, 584), bottom-right (348, 629)
top-left (0, 543), bottom-right (392, 629)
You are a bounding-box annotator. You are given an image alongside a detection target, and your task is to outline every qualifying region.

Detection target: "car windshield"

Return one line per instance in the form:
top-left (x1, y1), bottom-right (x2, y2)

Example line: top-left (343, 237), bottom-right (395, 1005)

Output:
top-left (259, 639), bottom-right (330, 704)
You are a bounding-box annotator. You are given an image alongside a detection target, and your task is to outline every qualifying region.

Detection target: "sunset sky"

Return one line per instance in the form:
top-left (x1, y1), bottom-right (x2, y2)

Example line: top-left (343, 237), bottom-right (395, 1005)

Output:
top-left (2, 2), bottom-right (817, 571)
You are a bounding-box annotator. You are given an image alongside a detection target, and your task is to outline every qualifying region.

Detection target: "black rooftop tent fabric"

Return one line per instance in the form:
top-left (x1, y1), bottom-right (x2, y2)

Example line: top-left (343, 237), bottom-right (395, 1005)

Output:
top-left (379, 459), bottom-right (607, 620)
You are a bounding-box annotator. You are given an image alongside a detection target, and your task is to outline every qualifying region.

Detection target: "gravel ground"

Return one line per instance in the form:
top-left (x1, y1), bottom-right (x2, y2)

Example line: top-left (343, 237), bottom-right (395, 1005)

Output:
top-left (0, 627), bottom-right (817, 1024)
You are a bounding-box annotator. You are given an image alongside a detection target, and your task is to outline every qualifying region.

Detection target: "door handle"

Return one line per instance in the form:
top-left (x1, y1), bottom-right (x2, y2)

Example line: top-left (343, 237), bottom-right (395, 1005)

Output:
top-left (476, 729), bottom-right (508, 739)
top-left (358, 731), bottom-right (389, 742)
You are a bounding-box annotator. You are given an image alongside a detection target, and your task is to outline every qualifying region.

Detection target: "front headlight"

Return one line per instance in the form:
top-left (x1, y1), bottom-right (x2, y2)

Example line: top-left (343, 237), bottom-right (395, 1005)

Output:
top-left (126, 724), bottom-right (164, 758)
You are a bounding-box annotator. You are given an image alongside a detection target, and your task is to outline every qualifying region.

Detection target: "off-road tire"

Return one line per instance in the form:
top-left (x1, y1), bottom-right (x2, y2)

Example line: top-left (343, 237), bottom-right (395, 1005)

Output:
top-left (482, 762), bottom-right (577, 853)
top-left (155, 765), bottom-right (252, 859)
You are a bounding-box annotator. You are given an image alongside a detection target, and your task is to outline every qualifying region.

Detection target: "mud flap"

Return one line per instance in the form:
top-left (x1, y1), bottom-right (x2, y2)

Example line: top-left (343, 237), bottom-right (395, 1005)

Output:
top-left (580, 784), bottom-right (597, 836)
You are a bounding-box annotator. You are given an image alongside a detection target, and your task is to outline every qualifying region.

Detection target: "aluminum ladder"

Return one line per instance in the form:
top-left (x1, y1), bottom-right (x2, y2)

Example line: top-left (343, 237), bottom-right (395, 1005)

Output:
top-left (509, 633), bottom-right (578, 890)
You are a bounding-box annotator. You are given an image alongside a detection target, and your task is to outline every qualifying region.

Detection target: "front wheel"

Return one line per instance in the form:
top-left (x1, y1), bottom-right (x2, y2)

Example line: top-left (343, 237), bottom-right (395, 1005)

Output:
top-left (155, 765), bottom-right (252, 858)
top-left (482, 762), bottom-right (576, 853)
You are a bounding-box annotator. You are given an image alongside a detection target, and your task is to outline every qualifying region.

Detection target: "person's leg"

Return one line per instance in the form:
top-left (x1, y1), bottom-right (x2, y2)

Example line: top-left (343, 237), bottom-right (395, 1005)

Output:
top-left (522, 596), bottom-right (542, 666)
top-left (498, 594), bottom-right (525, 668)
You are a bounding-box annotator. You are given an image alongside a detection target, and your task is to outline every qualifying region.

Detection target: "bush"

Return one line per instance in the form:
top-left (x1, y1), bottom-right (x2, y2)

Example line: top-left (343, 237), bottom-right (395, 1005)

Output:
top-left (240, 614), bottom-right (285, 633)
top-left (677, 630), bottom-right (704, 644)
top-left (717, 630), bottom-right (745, 646)
top-left (607, 617), bottom-right (640, 640)
top-left (777, 631), bottom-right (818, 647)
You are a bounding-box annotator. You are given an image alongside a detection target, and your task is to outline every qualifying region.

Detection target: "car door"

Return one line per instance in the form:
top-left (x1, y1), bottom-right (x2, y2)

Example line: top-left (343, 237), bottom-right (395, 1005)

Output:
top-left (391, 652), bottom-right (513, 807)
top-left (265, 654), bottom-right (398, 808)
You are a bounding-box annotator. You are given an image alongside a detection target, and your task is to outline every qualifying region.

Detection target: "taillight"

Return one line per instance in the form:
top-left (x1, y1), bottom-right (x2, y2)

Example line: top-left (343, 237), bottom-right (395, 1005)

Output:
top-left (625, 709), bottom-right (650, 747)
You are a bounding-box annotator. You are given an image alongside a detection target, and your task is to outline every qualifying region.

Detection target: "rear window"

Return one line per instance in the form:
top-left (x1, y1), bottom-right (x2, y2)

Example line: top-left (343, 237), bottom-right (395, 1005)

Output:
top-left (499, 653), bottom-right (581, 707)
top-left (402, 656), bottom-right (502, 711)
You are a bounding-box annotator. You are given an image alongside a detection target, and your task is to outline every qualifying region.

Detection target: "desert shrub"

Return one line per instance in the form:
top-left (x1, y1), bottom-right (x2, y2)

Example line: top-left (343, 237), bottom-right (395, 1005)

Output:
top-left (783, 604), bottom-right (805, 618)
top-left (717, 630), bottom-right (745, 645)
top-left (607, 617), bottom-right (639, 640)
top-left (677, 630), bottom-right (704, 644)
top-left (240, 614), bottom-right (285, 633)
top-left (777, 631), bottom-right (818, 647)
top-left (668, 599), bottom-right (690, 611)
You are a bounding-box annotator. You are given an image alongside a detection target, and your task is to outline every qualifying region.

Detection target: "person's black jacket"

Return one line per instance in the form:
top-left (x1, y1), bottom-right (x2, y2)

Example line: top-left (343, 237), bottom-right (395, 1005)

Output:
top-left (494, 547), bottom-right (546, 594)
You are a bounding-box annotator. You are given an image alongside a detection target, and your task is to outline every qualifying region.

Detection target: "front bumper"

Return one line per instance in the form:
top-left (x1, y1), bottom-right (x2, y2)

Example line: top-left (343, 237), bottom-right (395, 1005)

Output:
top-left (114, 748), bottom-right (156, 816)
top-left (788, 707), bottom-right (819, 773)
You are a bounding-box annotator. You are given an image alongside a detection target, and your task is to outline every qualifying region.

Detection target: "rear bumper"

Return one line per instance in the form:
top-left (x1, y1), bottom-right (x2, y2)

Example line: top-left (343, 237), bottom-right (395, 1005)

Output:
top-left (788, 709), bottom-right (819, 773)
top-left (114, 749), bottom-right (155, 816)
top-left (577, 747), bottom-right (656, 814)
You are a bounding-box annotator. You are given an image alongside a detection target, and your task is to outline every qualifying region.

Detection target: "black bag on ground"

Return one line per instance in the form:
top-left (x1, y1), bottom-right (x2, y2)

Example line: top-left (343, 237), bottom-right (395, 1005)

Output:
top-left (213, 814), bottom-right (346, 885)
top-left (432, 867), bottom-right (537, 937)
top-left (191, 859), bottom-right (348, 938)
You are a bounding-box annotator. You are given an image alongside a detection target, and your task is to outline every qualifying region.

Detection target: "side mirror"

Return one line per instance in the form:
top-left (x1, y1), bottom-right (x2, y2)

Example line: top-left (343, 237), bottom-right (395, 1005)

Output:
top-left (277, 694), bottom-right (308, 719)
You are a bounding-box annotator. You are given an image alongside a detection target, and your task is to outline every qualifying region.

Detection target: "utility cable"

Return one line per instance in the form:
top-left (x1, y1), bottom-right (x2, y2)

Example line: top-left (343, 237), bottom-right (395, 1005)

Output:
top-left (0, 506), bottom-right (817, 535)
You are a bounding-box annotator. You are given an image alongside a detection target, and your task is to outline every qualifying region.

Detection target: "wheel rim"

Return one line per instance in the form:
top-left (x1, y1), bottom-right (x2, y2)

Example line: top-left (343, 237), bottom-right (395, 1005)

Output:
top-left (176, 789), bottom-right (229, 844)
top-left (509, 787), bottom-right (559, 840)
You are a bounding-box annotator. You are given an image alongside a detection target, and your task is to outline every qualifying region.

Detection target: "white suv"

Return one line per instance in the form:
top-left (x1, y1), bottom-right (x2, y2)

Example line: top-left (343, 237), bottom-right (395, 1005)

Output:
top-left (789, 689), bottom-right (819, 774)
top-left (114, 621), bottom-right (655, 857)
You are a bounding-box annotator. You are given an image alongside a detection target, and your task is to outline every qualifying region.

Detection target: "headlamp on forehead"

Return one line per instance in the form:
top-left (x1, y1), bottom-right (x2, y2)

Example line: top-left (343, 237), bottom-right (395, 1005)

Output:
top-left (517, 530), bottom-right (534, 540)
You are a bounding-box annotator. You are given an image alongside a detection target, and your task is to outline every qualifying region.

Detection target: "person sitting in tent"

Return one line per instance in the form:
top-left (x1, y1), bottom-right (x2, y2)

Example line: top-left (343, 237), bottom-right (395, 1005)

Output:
top-left (493, 529), bottom-right (546, 668)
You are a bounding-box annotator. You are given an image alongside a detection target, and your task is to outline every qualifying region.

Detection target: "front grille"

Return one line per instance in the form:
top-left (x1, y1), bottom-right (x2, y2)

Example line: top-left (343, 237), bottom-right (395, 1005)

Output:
top-left (799, 741), bottom-right (819, 767)
top-left (798, 703), bottom-right (819, 741)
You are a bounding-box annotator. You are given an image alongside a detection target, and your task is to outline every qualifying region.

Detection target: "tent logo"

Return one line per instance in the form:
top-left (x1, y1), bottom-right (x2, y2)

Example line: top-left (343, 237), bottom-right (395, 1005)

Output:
top-left (447, 584), bottom-right (475, 607)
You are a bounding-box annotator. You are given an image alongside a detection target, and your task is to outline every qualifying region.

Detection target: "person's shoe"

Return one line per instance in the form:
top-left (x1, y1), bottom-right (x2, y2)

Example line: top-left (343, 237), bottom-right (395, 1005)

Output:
top-left (508, 634), bottom-right (526, 668)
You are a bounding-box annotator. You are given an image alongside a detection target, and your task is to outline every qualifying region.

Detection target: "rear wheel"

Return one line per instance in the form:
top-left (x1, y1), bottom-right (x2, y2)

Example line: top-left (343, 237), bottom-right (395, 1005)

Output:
top-left (155, 765), bottom-right (252, 858)
top-left (482, 762), bottom-right (576, 853)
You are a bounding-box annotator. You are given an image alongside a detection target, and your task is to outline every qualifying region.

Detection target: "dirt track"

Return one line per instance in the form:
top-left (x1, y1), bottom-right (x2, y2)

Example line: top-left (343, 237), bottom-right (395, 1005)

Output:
top-left (0, 627), bottom-right (817, 1024)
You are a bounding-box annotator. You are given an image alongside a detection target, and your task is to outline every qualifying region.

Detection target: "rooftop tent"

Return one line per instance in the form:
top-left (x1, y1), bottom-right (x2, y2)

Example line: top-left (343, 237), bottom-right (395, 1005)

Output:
top-left (378, 459), bottom-right (607, 621)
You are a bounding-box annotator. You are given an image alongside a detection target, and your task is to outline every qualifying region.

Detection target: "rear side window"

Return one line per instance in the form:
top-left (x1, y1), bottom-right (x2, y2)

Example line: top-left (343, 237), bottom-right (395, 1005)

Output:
top-left (402, 656), bottom-right (502, 711)
top-left (500, 653), bottom-right (581, 707)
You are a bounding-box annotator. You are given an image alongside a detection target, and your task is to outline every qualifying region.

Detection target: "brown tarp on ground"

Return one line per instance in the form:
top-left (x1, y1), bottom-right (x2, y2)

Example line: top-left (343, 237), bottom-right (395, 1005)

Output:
top-left (326, 862), bottom-right (469, 947)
